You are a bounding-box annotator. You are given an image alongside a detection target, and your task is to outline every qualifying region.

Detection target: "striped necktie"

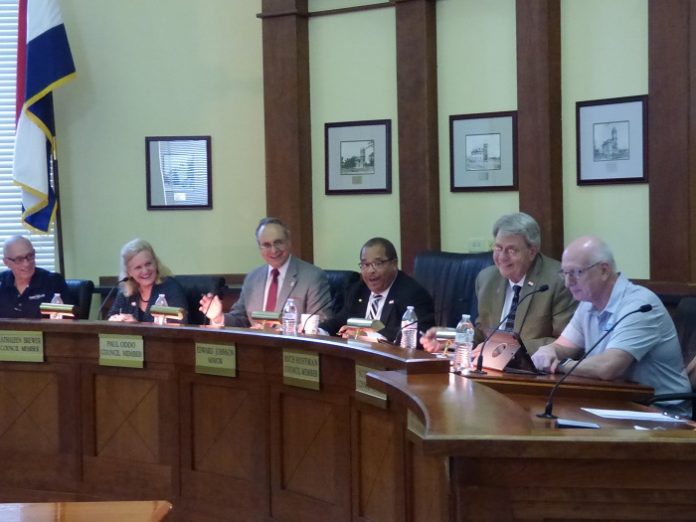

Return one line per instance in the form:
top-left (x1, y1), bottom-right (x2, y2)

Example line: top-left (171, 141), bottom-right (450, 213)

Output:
top-left (504, 285), bottom-right (522, 331)
top-left (367, 294), bottom-right (382, 320)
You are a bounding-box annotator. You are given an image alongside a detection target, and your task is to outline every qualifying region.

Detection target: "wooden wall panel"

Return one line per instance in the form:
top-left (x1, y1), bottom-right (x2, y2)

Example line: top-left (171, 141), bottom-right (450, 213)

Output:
top-left (516, 0), bottom-right (563, 259)
top-left (648, 1), bottom-right (696, 283)
top-left (395, 0), bottom-right (440, 273)
top-left (261, 0), bottom-right (314, 261)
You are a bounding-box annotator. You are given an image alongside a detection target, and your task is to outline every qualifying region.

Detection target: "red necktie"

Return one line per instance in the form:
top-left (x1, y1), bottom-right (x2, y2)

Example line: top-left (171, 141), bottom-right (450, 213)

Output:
top-left (265, 268), bottom-right (280, 311)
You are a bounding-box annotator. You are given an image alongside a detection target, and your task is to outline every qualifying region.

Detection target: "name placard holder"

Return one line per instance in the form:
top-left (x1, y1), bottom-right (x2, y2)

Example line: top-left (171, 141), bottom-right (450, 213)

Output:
top-left (99, 334), bottom-right (144, 368)
top-left (283, 350), bottom-right (320, 390)
top-left (355, 364), bottom-right (388, 408)
top-left (0, 330), bottom-right (44, 363)
top-left (195, 342), bottom-right (237, 378)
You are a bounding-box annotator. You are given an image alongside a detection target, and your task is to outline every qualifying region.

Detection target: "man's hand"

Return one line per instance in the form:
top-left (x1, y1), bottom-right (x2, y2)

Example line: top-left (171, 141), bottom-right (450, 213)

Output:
top-left (531, 343), bottom-right (563, 373)
top-left (199, 293), bottom-right (224, 325)
top-left (420, 327), bottom-right (446, 353)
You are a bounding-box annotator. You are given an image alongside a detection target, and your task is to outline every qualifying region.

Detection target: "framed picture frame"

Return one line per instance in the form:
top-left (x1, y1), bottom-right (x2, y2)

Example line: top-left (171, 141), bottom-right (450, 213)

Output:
top-left (146, 135), bottom-right (212, 210)
top-left (576, 95), bottom-right (647, 185)
top-left (449, 111), bottom-right (517, 191)
top-left (324, 119), bottom-right (391, 195)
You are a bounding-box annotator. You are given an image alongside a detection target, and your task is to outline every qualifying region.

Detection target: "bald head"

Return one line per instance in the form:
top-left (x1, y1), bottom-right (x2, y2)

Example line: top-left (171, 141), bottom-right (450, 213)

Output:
top-left (561, 235), bottom-right (618, 309)
top-left (3, 235), bottom-right (37, 284)
top-left (563, 236), bottom-right (616, 272)
top-left (3, 235), bottom-right (32, 258)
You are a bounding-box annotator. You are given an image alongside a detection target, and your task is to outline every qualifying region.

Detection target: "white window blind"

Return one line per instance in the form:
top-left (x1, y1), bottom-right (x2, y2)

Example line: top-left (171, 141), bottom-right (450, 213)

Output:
top-left (0, 0), bottom-right (57, 271)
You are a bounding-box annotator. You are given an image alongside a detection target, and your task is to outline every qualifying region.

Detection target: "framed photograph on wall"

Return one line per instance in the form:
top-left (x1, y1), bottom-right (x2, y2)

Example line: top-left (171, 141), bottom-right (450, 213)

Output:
top-left (325, 119), bottom-right (391, 195)
top-left (146, 135), bottom-right (212, 210)
top-left (449, 111), bottom-right (517, 191)
top-left (576, 95), bottom-right (647, 185)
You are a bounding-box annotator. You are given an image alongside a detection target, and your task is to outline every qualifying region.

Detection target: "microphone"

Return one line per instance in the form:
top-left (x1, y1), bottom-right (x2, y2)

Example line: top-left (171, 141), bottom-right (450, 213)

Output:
top-left (390, 318), bottom-right (419, 345)
top-left (98, 276), bottom-right (129, 319)
top-left (299, 301), bottom-right (329, 334)
top-left (537, 304), bottom-right (653, 419)
top-left (471, 283), bottom-right (549, 374)
top-left (201, 280), bottom-right (226, 326)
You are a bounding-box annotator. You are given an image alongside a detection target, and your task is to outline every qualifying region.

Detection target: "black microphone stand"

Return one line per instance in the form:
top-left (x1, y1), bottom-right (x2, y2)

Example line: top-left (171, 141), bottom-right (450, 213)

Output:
top-left (537, 304), bottom-right (653, 419)
top-left (97, 276), bottom-right (128, 319)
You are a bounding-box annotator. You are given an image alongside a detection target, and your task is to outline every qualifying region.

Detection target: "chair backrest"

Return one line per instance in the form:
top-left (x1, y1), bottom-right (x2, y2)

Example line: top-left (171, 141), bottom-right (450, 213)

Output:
top-left (672, 297), bottom-right (696, 369)
top-left (413, 250), bottom-right (494, 327)
top-left (65, 279), bottom-right (95, 320)
top-left (172, 275), bottom-right (226, 325)
top-left (324, 270), bottom-right (361, 314)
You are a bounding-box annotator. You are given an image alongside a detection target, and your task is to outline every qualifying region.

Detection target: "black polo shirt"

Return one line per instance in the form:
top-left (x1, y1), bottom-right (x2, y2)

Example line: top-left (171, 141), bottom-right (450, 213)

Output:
top-left (0, 267), bottom-right (71, 318)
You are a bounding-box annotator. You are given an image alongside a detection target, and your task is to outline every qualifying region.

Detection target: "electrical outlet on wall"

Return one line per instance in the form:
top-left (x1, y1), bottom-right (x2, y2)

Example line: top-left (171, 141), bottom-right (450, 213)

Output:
top-left (468, 238), bottom-right (486, 252)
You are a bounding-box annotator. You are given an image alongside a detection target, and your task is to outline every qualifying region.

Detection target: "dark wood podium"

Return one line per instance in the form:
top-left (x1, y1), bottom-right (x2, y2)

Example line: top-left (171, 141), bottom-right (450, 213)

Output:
top-left (0, 319), bottom-right (694, 521)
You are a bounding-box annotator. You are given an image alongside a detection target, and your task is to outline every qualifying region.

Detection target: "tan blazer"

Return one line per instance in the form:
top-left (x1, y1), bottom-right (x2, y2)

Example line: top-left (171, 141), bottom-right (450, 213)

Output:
top-left (474, 254), bottom-right (577, 353)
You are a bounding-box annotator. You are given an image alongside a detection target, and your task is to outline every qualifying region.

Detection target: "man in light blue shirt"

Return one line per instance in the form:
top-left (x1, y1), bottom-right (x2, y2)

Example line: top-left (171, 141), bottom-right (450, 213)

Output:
top-left (532, 236), bottom-right (691, 414)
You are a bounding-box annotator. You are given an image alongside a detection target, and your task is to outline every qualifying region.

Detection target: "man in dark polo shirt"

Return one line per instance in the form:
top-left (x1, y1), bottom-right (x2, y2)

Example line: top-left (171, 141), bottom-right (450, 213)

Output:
top-left (0, 235), bottom-right (71, 318)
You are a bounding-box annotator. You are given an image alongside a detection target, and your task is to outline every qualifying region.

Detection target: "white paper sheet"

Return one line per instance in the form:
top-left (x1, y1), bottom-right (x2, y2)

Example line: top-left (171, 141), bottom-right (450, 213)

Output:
top-left (581, 407), bottom-right (687, 423)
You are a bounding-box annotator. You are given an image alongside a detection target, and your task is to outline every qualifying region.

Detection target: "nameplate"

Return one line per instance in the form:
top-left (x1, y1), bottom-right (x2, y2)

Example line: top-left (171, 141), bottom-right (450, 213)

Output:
top-left (195, 342), bottom-right (236, 378)
top-left (0, 330), bottom-right (44, 363)
top-left (99, 334), bottom-right (144, 368)
top-left (355, 364), bottom-right (387, 408)
top-left (282, 350), bottom-right (320, 390)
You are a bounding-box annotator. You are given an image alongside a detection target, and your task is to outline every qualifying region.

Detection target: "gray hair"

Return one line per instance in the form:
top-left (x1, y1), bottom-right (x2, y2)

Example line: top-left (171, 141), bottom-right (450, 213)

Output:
top-left (492, 212), bottom-right (541, 249)
top-left (255, 217), bottom-right (290, 241)
top-left (119, 238), bottom-right (171, 297)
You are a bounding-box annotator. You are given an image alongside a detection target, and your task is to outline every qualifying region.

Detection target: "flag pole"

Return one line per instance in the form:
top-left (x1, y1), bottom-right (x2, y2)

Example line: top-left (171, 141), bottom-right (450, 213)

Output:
top-left (51, 155), bottom-right (65, 275)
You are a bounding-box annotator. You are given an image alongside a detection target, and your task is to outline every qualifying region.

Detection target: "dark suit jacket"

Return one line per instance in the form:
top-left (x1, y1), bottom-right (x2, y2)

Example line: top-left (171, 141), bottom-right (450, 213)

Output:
top-left (474, 253), bottom-right (577, 353)
top-left (320, 270), bottom-right (435, 343)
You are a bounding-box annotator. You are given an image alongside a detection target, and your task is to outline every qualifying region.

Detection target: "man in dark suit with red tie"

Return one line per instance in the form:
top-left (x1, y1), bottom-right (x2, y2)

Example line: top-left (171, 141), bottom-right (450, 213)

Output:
top-left (320, 237), bottom-right (435, 344)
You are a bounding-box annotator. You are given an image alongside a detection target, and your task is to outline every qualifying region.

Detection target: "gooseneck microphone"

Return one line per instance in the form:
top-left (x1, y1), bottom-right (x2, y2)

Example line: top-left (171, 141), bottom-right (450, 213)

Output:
top-left (537, 303), bottom-right (653, 419)
top-left (202, 281), bottom-right (226, 326)
top-left (471, 284), bottom-right (549, 374)
top-left (97, 276), bottom-right (129, 319)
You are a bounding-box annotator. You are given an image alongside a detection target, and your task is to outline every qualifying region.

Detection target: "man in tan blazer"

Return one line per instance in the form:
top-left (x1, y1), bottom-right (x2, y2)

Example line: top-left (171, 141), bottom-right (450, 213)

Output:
top-left (423, 212), bottom-right (576, 354)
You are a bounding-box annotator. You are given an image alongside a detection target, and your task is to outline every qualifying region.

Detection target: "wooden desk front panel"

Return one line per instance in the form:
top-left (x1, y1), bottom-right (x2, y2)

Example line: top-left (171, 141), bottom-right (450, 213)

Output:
top-left (0, 321), bottom-right (429, 521)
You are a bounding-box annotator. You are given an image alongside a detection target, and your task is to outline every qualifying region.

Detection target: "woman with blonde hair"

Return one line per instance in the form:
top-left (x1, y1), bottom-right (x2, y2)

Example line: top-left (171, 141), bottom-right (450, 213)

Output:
top-left (107, 238), bottom-right (187, 323)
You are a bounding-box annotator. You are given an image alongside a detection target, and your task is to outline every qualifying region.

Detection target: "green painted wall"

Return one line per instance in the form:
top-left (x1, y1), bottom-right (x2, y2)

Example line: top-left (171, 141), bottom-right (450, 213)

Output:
top-left (52, 0), bottom-right (650, 285)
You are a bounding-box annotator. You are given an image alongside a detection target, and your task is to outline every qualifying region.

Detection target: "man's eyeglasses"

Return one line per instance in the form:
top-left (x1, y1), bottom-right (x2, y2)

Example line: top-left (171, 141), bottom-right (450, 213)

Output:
top-left (5, 252), bottom-right (36, 264)
top-left (493, 245), bottom-right (524, 257)
top-left (558, 261), bottom-right (601, 280)
top-left (358, 259), bottom-right (394, 271)
top-left (259, 239), bottom-right (287, 251)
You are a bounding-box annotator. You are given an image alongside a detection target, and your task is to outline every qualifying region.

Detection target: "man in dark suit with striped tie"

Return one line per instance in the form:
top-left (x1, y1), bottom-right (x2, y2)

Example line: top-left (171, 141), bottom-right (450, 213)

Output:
top-left (320, 237), bottom-right (435, 344)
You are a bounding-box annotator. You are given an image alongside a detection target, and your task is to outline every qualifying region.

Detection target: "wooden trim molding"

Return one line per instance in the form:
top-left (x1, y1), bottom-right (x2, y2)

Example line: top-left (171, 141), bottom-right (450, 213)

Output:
top-left (648, 0), bottom-right (696, 282)
top-left (261, 0), bottom-right (314, 261)
top-left (395, 0), bottom-right (440, 274)
top-left (516, 0), bottom-right (563, 259)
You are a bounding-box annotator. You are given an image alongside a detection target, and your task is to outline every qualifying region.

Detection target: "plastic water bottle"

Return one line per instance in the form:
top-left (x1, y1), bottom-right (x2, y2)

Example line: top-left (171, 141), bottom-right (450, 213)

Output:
top-left (453, 314), bottom-right (475, 373)
top-left (153, 293), bottom-right (168, 325)
top-left (50, 293), bottom-right (63, 320)
top-left (282, 298), bottom-right (298, 336)
top-left (400, 306), bottom-right (418, 349)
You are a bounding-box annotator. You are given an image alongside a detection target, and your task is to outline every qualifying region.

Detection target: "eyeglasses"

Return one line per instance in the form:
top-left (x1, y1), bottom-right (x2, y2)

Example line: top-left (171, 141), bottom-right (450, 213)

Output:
top-left (493, 245), bottom-right (525, 257)
top-left (259, 239), bottom-right (287, 251)
top-left (358, 259), bottom-right (394, 271)
top-left (5, 252), bottom-right (35, 264)
top-left (558, 261), bottom-right (601, 280)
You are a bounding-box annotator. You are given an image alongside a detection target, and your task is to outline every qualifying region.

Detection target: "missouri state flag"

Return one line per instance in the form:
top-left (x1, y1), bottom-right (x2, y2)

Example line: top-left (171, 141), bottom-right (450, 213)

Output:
top-left (12, 0), bottom-right (75, 233)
